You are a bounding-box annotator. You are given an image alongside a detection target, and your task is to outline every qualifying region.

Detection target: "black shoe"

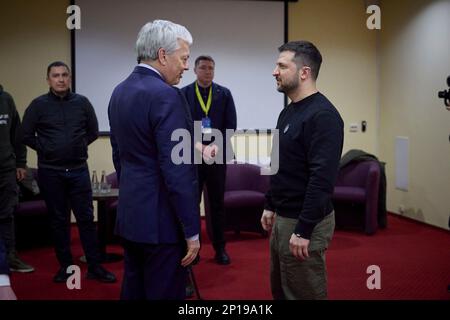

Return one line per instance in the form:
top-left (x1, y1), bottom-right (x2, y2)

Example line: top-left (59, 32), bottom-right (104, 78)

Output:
top-left (87, 265), bottom-right (117, 283)
top-left (53, 266), bottom-right (71, 283)
top-left (8, 252), bottom-right (35, 273)
top-left (214, 249), bottom-right (230, 265)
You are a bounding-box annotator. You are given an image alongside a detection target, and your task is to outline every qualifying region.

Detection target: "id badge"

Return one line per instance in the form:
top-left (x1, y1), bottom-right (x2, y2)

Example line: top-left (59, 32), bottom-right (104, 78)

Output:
top-left (201, 117), bottom-right (212, 134)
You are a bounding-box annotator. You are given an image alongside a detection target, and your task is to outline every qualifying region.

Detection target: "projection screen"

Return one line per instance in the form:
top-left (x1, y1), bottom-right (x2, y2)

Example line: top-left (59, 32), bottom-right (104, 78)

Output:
top-left (74, 0), bottom-right (285, 132)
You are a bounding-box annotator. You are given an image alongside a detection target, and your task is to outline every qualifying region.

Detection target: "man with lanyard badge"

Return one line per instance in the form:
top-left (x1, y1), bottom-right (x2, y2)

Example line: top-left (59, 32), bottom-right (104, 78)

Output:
top-left (182, 55), bottom-right (237, 265)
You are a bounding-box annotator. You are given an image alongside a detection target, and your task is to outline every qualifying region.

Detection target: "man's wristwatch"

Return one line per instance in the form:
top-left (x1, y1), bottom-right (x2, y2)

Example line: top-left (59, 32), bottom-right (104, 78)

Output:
top-left (294, 233), bottom-right (302, 239)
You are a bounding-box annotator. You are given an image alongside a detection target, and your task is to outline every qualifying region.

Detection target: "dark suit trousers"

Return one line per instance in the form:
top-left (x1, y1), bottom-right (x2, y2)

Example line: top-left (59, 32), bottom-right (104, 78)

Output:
top-left (0, 170), bottom-right (18, 252)
top-left (0, 238), bottom-right (9, 275)
top-left (198, 163), bottom-right (226, 251)
top-left (38, 167), bottom-right (100, 268)
top-left (120, 239), bottom-right (187, 300)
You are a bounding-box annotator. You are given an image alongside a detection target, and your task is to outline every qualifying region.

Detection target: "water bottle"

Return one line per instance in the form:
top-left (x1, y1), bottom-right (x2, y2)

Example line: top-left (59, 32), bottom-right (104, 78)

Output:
top-left (100, 170), bottom-right (107, 193)
top-left (91, 170), bottom-right (99, 192)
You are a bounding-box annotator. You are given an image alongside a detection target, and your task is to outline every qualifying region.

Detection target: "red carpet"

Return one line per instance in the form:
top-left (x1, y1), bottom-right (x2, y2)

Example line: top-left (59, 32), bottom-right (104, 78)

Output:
top-left (11, 214), bottom-right (450, 300)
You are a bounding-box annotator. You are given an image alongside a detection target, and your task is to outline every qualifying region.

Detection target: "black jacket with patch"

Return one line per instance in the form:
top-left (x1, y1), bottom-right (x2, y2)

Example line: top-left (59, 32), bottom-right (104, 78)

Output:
top-left (0, 85), bottom-right (27, 173)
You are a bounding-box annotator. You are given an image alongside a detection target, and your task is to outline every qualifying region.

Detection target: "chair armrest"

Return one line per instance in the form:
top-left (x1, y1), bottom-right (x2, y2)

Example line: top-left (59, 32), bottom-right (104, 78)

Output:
top-left (256, 174), bottom-right (270, 194)
top-left (365, 163), bottom-right (381, 198)
top-left (364, 162), bottom-right (380, 234)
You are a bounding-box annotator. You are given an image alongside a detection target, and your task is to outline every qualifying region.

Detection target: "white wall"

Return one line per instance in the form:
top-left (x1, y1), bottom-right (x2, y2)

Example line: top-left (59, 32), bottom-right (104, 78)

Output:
top-left (75, 0), bottom-right (284, 131)
top-left (289, 0), bottom-right (379, 155)
top-left (380, 0), bottom-right (450, 228)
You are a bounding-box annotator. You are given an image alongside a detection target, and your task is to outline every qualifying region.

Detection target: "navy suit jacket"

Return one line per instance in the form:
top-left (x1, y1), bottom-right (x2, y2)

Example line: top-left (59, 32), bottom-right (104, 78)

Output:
top-left (108, 66), bottom-right (200, 244)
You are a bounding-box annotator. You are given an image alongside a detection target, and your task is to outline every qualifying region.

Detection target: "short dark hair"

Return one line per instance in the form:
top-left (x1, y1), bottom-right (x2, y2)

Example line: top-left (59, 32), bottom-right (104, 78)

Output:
top-left (278, 41), bottom-right (322, 80)
top-left (195, 55), bottom-right (215, 68)
top-left (47, 61), bottom-right (70, 77)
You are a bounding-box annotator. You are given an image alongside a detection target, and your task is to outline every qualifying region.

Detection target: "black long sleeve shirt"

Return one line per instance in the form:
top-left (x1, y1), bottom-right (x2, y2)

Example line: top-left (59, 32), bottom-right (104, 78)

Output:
top-left (22, 90), bottom-right (98, 170)
top-left (265, 92), bottom-right (344, 239)
top-left (0, 85), bottom-right (27, 173)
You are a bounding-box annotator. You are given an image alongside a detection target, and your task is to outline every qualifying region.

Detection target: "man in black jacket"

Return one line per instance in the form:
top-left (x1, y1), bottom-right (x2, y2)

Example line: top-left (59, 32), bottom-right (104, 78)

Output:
top-left (0, 85), bottom-right (34, 273)
top-left (181, 55), bottom-right (237, 265)
top-left (22, 61), bottom-right (116, 283)
top-left (261, 41), bottom-right (344, 299)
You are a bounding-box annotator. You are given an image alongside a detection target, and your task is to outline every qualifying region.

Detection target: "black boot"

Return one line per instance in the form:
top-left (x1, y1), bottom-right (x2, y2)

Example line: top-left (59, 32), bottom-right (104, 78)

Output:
top-left (214, 248), bottom-right (230, 265)
top-left (87, 265), bottom-right (117, 283)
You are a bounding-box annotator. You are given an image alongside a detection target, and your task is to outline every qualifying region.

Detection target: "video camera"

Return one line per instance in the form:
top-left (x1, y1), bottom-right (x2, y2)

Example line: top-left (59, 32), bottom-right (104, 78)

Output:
top-left (438, 75), bottom-right (450, 107)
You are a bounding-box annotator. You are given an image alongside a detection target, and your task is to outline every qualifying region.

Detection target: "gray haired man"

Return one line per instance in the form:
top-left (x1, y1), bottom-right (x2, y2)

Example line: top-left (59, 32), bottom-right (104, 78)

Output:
top-left (108, 20), bottom-right (200, 299)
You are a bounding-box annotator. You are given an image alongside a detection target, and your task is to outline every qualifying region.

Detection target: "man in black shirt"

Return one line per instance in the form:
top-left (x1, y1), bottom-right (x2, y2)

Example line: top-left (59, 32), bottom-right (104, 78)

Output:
top-left (261, 41), bottom-right (344, 300)
top-left (0, 85), bottom-right (34, 273)
top-left (182, 56), bottom-right (237, 265)
top-left (22, 61), bottom-right (116, 284)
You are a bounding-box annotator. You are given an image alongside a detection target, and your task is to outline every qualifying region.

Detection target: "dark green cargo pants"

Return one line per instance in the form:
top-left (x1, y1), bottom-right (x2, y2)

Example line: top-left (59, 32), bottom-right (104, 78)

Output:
top-left (270, 212), bottom-right (335, 300)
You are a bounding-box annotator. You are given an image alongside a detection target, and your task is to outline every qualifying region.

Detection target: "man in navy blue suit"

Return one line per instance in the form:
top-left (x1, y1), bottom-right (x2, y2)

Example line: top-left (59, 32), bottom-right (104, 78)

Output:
top-left (108, 20), bottom-right (200, 300)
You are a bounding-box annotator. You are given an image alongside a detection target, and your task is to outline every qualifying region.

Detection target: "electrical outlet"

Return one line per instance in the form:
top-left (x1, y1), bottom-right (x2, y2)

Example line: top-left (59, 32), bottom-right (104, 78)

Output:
top-left (349, 123), bottom-right (359, 132)
top-left (398, 205), bottom-right (405, 214)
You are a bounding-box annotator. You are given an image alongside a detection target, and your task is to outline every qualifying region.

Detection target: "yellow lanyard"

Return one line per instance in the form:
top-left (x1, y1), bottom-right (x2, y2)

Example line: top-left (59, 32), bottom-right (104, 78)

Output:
top-left (195, 82), bottom-right (212, 116)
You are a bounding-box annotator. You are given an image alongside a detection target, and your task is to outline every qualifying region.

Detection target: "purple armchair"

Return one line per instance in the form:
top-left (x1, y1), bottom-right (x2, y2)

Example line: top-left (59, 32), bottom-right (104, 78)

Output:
top-left (332, 160), bottom-right (381, 234)
top-left (204, 162), bottom-right (270, 237)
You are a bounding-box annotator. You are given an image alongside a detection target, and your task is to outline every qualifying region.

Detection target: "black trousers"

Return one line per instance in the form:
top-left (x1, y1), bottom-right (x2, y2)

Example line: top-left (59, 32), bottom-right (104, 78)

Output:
top-left (38, 167), bottom-right (100, 268)
top-left (0, 170), bottom-right (18, 253)
top-left (121, 239), bottom-right (186, 300)
top-left (198, 163), bottom-right (226, 251)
